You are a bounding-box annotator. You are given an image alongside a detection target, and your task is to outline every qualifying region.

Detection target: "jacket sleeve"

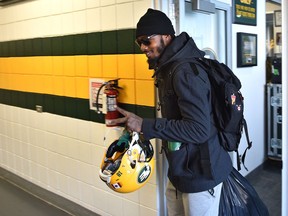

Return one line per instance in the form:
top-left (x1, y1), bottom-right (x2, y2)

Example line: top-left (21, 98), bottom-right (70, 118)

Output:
top-left (142, 63), bottom-right (212, 144)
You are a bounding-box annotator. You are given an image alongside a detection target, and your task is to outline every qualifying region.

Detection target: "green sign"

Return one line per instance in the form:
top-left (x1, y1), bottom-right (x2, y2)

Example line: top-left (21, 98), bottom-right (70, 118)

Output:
top-left (233, 0), bottom-right (257, 26)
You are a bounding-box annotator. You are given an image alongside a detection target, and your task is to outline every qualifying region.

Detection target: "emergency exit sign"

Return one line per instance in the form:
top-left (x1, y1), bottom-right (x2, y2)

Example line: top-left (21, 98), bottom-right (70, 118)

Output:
top-left (233, 0), bottom-right (257, 26)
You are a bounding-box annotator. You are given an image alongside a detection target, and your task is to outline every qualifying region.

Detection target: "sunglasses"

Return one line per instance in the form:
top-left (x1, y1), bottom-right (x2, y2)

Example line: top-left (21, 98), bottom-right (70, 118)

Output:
top-left (135, 34), bottom-right (157, 47)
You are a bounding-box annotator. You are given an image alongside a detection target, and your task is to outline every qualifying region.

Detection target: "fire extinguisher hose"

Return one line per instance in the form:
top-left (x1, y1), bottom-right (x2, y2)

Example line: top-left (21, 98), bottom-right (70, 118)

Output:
top-left (95, 82), bottom-right (107, 114)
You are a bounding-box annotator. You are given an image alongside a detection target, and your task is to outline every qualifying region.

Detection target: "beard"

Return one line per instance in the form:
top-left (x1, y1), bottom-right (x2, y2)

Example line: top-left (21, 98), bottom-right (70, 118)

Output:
top-left (147, 38), bottom-right (166, 69)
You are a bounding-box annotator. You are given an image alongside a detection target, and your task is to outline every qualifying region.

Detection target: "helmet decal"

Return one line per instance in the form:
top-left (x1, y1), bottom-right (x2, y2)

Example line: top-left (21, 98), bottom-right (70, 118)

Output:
top-left (138, 165), bottom-right (152, 183)
top-left (116, 170), bottom-right (122, 177)
top-left (231, 93), bottom-right (236, 105)
top-left (112, 183), bottom-right (122, 189)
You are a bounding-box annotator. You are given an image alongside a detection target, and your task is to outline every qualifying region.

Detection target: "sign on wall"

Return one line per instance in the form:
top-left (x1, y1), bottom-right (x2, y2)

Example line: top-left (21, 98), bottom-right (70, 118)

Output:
top-left (89, 78), bottom-right (105, 111)
top-left (237, 32), bottom-right (257, 67)
top-left (233, 0), bottom-right (257, 26)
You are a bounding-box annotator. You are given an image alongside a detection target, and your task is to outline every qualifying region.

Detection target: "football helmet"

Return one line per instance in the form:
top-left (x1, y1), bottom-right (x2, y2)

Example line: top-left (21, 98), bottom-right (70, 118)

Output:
top-left (99, 130), bottom-right (154, 193)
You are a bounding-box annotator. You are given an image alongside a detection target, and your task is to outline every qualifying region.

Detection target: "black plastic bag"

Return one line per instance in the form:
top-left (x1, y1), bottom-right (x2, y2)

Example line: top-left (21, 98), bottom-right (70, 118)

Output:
top-left (219, 168), bottom-right (269, 216)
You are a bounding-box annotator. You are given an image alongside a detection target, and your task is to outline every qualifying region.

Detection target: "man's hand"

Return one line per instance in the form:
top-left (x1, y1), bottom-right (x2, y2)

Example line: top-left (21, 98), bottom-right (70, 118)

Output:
top-left (106, 107), bottom-right (143, 133)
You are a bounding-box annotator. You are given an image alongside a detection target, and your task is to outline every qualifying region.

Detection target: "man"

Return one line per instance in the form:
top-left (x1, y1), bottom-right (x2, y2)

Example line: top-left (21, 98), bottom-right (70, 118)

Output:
top-left (107, 8), bottom-right (232, 216)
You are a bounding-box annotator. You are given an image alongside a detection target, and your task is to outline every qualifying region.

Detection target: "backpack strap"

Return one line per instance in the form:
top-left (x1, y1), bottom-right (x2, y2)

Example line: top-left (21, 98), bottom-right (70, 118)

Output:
top-left (169, 58), bottom-right (201, 77)
top-left (240, 118), bottom-right (253, 171)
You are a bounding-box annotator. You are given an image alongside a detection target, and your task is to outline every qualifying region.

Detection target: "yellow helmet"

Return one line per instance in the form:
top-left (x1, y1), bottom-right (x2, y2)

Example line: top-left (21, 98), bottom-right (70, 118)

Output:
top-left (99, 131), bottom-right (154, 193)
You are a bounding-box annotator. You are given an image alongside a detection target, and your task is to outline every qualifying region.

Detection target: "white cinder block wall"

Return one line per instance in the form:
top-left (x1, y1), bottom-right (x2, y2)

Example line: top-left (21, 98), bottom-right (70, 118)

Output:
top-left (0, 1), bottom-right (159, 216)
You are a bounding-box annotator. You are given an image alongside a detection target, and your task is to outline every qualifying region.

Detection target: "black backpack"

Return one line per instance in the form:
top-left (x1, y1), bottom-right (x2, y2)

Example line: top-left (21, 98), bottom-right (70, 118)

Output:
top-left (170, 58), bottom-right (252, 171)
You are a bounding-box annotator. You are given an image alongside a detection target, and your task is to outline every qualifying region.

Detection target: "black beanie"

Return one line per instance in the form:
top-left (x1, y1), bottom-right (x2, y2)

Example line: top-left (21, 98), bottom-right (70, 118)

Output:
top-left (136, 8), bottom-right (175, 38)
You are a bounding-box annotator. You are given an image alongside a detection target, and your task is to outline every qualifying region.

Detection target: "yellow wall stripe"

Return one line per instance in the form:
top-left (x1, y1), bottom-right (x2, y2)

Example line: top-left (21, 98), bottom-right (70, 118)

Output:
top-left (0, 54), bottom-right (155, 106)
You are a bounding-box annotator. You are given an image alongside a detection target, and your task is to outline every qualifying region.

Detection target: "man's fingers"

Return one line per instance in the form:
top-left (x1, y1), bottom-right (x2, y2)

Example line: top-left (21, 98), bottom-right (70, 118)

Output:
top-left (106, 117), bottom-right (127, 125)
top-left (105, 107), bottom-right (131, 126)
top-left (116, 106), bottom-right (129, 116)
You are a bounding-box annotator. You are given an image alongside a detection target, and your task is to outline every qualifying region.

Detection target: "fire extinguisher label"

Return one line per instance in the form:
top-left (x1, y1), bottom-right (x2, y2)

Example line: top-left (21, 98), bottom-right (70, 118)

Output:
top-left (107, 96), bottom-right (117, 111)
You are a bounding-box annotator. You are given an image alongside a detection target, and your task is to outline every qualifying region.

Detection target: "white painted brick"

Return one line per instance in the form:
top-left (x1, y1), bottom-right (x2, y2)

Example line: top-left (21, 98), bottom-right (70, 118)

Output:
top-left (86, 0), bottom-right (100, 9)
top-left (100, 5), bottom-right (117, 31)
top-left (139, 183), bottom-right (157, 209)
top-left (80, 182), bottom-right (95, 206)
top-left (86, 7), bottom-right (101, 33)
top-left (72, 0), bottom-right (86, 11)
top-left (62, 13), bottom-right (74, 35)
top-left (50, 0), bottom-right (62, 15)
top-left (61, 0), bottom-right (74, 14)
top-left (73, 10), bottom-right (87, 34)
top-left (116, 0), bottom-right (133, 3)
top-left (77, 161), bottom-right (96, 185)
top-left (139, 206), bottom-right (157, 216)
top-left (58, 173), bottom-right (70, 195)
top-left (100, 0), bottom-right (116, 7)
top-left (133, 0), bottom-right (153, 27)
top-left (116, 2), bottom-right (134, 29)
top-left (106, 193), bottom-right (124, 216)
top-left (50, 15), bottom-right (63, 36)
top-left (122, 199), bottom-right (140, 216)
top-left (76, 119), bottom-right (91, 143)
top-left (68, 178), bottom-right (82, 199)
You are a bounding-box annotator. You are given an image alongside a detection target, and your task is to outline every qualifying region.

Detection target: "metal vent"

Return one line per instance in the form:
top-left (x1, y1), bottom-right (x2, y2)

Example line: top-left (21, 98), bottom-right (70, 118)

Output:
top-left (192, 0), bottom-right (215, 14)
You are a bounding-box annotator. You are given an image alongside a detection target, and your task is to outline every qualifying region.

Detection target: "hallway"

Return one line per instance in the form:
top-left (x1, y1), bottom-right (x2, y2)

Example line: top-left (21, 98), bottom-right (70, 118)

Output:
top-left (0, 177), bottom-right (71, 216)
top-left (0, 159), bottom-right (281, 216)
top-left (246, 159), bottom-right (282, 216)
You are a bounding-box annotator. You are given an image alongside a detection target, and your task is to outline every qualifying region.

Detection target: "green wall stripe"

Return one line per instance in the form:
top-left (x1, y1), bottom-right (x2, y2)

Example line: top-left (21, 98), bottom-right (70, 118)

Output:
top-left (0, 29), bottom-right (142, 57)
top-left (0, 89), bottom-right (155, 123)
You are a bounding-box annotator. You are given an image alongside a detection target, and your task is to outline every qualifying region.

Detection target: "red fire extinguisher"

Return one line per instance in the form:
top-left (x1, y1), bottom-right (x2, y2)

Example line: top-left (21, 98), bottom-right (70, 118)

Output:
top-left (96, 79), bottom-right (121, 127)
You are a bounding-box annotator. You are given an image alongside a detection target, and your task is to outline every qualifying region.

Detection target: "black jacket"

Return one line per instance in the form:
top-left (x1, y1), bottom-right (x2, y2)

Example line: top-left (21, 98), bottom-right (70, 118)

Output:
top-left (142, 32), bottom-right (232, 193)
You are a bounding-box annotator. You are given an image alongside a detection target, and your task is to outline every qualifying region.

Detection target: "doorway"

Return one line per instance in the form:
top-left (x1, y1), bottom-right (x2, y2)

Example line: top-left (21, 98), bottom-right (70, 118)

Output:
top-left (265, 0), bottom-right (282, 215)
top-left (181, 2), bottom-right (230, 65)
top-left (155, 1), bottom-right (233, 216)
